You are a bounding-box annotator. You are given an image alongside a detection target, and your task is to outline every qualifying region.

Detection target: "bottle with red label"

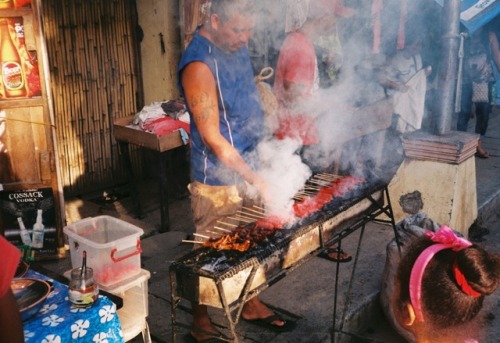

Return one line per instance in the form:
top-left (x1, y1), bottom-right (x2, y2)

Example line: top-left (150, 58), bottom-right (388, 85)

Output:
top-left (0, 19), bottom-right (27, 98)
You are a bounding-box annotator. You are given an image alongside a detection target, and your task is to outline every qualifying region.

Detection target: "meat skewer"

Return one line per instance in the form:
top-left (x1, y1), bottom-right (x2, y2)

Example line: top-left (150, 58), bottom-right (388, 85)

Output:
top-left (193, 233), bottom-right (210, 239)
top-left (236, 210), bottom-right (264, 219)
top-left (182, 240), bottom-right (204, 245)
top-left (213, 226), bottom-right (232, 233)
top-left (216, 220), bottom-right (238, 227)
top-left (228, 215), bottom-right (254, 223)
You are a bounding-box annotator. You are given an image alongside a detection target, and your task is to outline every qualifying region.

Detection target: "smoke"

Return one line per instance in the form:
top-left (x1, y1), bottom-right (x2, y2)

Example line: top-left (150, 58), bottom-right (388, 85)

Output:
top-left (187, 0), bottom-right (442, 218)
top-left (256, 138), bottom-right (312, 218)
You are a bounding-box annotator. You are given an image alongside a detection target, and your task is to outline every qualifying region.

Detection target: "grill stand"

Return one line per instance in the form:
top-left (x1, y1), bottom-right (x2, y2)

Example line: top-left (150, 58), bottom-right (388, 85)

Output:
top-left (170, 186), bottom-right (400, 343)
top-left (330, 187), bottom-right (400, 343)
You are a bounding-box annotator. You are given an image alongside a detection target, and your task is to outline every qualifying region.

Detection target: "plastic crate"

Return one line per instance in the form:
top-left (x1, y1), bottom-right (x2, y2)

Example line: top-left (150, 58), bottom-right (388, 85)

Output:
top-left (100, 269), bottom-right (151, 342)
top-left (63, 216), bottom-right (144, 288)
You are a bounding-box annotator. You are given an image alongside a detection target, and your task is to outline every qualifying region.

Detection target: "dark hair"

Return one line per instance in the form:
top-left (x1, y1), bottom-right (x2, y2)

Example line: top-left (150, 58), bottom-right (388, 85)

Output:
top-left (397, 238), bottom-right (500, 328)
top-left (210, 0), bottom-right (255, 22)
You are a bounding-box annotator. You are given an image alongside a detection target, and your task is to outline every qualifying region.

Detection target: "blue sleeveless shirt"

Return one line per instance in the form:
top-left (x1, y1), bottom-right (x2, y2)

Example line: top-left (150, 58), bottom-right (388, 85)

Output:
top-left (178, 31), bottom-right (265, 186)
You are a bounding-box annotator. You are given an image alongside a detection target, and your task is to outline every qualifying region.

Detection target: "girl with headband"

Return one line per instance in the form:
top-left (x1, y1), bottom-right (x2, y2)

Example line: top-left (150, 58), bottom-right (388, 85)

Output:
top-left (381, 213), bottom-right (500, 342)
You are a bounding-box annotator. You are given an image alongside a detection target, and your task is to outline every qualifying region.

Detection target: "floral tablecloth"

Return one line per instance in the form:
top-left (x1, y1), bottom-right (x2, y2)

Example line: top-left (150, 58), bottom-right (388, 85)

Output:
top-left (22, 270), bottom-right (124, 343)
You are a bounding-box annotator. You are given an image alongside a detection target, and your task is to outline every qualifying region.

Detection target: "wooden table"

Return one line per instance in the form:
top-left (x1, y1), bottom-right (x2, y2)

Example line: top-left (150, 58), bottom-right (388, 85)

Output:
top-left (113, 116), bottom-right (189, 232)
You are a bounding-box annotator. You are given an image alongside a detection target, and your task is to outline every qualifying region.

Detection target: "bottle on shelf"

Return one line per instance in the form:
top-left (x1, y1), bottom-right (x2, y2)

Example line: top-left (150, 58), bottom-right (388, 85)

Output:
top-left (17, 216), bottom-right (32, 246)
top-left (32, 209), bottom-right (45, 248)
top-left (0, 19), bottom-right (27, 98)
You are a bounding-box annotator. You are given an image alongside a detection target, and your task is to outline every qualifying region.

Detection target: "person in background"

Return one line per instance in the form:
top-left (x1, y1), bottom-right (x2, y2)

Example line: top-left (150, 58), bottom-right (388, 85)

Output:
top-left (381, 214), bottom-right (500, 343)
top-left (489, 30), bottom-right (500, 102)
top-left (273, 0), bottom-right (338, 147)
top-left (273, 0), bottom-right (352, 263)
top-left (0, 235), bottom-right (24, 343)
top-left (380, 31), bottom-right (428, 94)
top-left (178, 1), bottom-right (295, 341)
top-left (457, 30), bottom-right (494, 159)
top-left (314, 0), bottom-right (356, 88)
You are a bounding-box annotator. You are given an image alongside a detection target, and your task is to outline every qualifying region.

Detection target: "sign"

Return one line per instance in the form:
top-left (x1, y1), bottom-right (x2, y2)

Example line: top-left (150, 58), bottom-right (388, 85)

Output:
top-left (434, 0), bottom-right (500, 33)
top-left (0, 188), bottom-right (58, 260)
top-left (0, 17), bottom-right (42, 100)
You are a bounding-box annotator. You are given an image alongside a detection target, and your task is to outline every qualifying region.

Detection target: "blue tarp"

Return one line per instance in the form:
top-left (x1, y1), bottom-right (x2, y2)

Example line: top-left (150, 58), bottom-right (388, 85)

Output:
top-left (434, 0), bottom-right (500, 33)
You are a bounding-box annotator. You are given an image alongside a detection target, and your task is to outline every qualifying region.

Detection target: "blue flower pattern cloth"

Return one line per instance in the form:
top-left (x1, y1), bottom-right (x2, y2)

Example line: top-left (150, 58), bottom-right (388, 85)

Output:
top-left (23, 270), bottom-right (124, 343)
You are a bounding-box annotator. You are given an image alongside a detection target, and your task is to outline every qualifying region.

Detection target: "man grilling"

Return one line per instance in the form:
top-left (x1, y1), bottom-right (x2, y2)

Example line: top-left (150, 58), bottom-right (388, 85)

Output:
top-left (178, 0), bottom-right (295, 341)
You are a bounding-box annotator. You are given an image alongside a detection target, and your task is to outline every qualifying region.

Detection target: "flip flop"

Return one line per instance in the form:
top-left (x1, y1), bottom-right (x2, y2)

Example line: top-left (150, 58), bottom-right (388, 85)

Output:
top-left (187, 333), bottom-right (223, 343)
top-left (475, 151), bottom-right (489, 159)
top-left (243, 313), bottom-right (296, 333)
top-left (318, 247), bottom-right (352, 263)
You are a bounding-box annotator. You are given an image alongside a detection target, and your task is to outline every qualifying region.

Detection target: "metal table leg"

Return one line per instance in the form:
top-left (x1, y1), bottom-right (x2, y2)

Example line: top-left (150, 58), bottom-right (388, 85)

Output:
top-left (157, 151), bottom-right (170, 232)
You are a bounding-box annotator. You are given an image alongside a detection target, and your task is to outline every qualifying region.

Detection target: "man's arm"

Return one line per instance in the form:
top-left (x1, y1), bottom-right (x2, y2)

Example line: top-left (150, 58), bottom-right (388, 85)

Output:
top-left (181, 62), bottom-right (269, 198)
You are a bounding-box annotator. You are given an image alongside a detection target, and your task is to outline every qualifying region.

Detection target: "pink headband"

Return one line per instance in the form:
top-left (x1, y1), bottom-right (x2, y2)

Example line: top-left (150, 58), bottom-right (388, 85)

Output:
top-left (409, 225), bottom-right (472, 322)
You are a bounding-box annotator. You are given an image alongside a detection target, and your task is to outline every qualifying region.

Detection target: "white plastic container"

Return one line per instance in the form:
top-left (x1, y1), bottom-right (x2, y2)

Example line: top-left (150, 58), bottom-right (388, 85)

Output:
top-left (100, 269), bottom-right (151, 342)
top-left (64, 216), bottom-right (144, 288)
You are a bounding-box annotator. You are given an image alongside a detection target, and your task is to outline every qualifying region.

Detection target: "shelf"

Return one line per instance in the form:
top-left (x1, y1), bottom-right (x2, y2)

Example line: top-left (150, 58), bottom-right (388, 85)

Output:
top-left (0, 97), bottom-right (45, 109)
top-left (0, 7), bottom-right (32, 17)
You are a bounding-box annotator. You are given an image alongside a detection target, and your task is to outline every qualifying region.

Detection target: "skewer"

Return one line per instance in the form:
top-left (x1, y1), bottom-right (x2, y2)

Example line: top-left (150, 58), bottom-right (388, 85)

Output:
top-left (236, 210), bottom-right (264, 219)
top-left (182, 240), bottom-right (204, 245)
top-left (308, 179), bottom-right (332, 186)
top-left (304, 185), bottom-right (322, 191)
top-left (213, 226), bottom-right (232, 232)
top-left (252, 204), bottom-right (266, 212)
top-left (193, 233), bottom-right (210, 239)
top-left (228, 215), bottom-right (254, 223)
top-left (242, 206), bottom-right (266, 216)
top-left (216, 220), bottom-right (238, 227)
top-left (296, 190), bottom-right (316, 196)
top-left (206, 230), bottom-right (222, 236)
top-left (315, 173), bottom-right (342, 180)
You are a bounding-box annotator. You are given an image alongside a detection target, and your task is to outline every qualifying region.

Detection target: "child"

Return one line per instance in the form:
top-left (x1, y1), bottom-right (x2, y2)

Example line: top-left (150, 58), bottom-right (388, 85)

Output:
top-left (381, 213), bottom-right (500, 342)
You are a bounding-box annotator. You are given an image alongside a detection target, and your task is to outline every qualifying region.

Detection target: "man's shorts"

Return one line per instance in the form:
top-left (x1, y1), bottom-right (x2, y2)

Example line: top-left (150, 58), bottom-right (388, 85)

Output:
top-left (188, 181), bottom-right (244, 244)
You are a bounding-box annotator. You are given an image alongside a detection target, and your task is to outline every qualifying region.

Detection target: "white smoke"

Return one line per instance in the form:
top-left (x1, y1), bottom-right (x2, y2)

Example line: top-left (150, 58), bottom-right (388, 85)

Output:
top-left (256, 138), bottom-right (312, 219)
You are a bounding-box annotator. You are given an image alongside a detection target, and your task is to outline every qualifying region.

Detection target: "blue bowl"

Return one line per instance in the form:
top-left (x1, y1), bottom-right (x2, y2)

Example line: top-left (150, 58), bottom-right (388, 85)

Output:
top-left (11, 278), bottom-right (52, 322)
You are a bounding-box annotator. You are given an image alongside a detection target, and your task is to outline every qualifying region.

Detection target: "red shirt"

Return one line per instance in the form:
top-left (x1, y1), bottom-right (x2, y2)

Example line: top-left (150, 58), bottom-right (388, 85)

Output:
top-left (273, 31), bottom-right (319, 145)
top-left (0, 236), bottom-right (20, 297)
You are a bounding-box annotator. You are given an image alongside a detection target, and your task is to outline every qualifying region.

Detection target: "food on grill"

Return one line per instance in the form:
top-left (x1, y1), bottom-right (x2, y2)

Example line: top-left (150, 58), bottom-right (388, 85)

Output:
top-left (293, 176), bottom-right (366, 218)
top-left (203, 223), bottom-right (278, 251)
top-left (255, 215), bottom-right (287, 230)
top-left (187, 174), bottom-right (367, 252)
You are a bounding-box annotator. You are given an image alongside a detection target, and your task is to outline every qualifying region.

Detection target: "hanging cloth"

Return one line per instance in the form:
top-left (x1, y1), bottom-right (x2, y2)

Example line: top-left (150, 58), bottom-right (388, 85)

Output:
top-left (372, 0), bottom-right (383, 54)
top-left (397, 0), bottom-right (407, 50)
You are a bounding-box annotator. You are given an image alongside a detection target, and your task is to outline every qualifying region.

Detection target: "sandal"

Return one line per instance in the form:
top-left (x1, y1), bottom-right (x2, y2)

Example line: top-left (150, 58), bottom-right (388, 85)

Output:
top-left (475, 150), bottom-right (489, 159)
top-left (242, 313), bottom-right (296, 332)
top-left (318, 247), bottom-right (352, 263)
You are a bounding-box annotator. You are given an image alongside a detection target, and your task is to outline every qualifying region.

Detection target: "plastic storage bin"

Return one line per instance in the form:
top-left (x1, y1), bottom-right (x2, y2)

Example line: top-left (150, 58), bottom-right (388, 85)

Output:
top-left (64, 215), bottom-right (144, 288)
top-left (101, 269), bottom-right (151, 342)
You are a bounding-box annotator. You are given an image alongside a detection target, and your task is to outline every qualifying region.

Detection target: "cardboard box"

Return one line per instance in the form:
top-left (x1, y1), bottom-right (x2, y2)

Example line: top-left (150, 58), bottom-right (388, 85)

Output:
top-left (113, 116), bottom-right (185, 152)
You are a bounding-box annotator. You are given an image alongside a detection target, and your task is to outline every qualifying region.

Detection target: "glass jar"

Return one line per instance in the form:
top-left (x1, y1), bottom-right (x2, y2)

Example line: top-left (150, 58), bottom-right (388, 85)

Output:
top-left (68, 267), bottom-right (99, 308)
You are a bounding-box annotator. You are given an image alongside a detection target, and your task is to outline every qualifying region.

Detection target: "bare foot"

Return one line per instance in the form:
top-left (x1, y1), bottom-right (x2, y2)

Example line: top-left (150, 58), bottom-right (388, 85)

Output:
top-left (241, 297), bottom-right (286, 327)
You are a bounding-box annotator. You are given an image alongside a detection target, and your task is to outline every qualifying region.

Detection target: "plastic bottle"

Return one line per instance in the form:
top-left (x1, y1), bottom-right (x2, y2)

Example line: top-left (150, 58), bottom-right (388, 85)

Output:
top-left (0, 19), bottom-right (27, 98)
top-left (17, 217), bottom-right (32, 246)
top-left (32, 209), bottom-right (45, 248)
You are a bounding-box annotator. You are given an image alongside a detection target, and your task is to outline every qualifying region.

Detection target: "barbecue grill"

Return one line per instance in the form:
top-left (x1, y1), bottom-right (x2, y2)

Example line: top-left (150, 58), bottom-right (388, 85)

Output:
top-left (169, 175), bottom-right (399, 342)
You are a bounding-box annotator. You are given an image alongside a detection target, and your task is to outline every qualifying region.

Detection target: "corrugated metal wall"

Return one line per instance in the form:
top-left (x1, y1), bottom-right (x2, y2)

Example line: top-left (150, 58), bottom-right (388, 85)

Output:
top-left (42, 0), bottom-right (144, 196)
